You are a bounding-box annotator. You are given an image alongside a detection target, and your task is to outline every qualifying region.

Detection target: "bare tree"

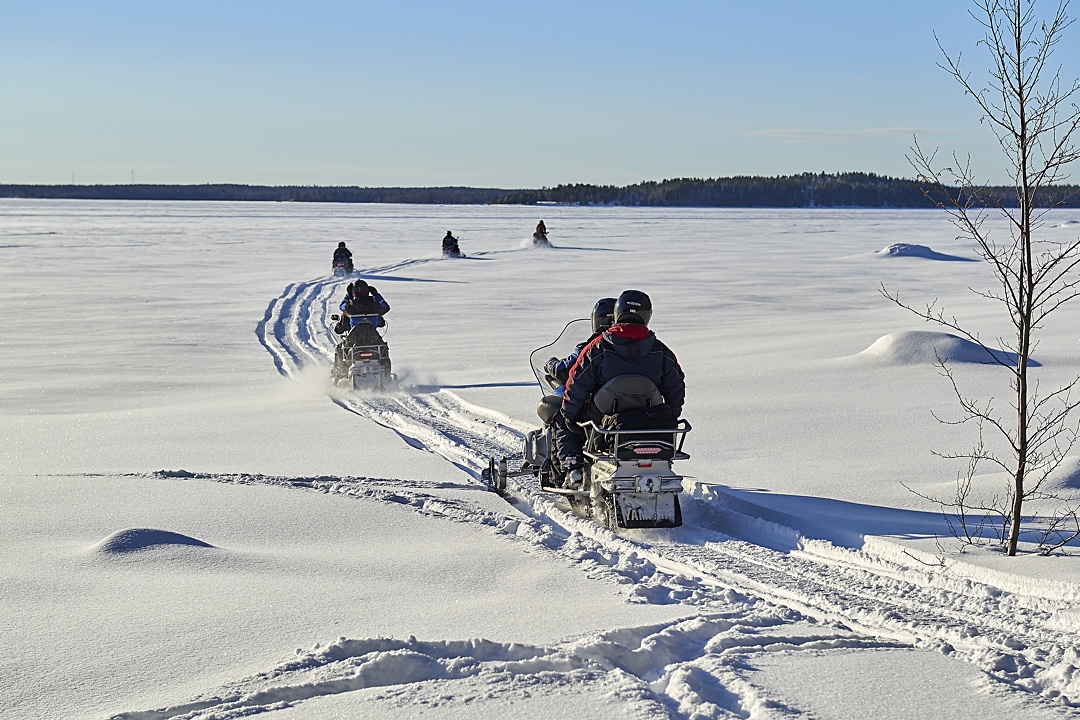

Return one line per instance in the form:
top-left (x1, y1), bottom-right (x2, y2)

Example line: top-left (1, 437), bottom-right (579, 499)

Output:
top-left (885, 0), bottom-right (1080, 555)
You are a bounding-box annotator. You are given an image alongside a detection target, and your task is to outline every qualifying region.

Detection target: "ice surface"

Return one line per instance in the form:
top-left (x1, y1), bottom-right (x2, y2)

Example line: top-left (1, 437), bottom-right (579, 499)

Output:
top-left (3, 200), bottom-right (1080, 719)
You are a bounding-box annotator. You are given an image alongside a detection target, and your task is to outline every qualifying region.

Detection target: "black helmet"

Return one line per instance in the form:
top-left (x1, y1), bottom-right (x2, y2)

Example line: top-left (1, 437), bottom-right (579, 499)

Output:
top-left (614, 289), bottom-right (652, 326)
top-left (338, 241), bottom-right (346, 248)
top-left (591, 297), bottom-right (617, 333)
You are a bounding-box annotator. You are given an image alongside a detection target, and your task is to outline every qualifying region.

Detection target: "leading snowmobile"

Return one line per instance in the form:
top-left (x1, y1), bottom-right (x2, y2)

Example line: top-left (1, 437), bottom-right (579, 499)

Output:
top-left (332, 242), bottom-right (354, 276)
top-left (484, 318), bottom-right (691, 529)
top-left (442, 232), bottom-right (465, 258)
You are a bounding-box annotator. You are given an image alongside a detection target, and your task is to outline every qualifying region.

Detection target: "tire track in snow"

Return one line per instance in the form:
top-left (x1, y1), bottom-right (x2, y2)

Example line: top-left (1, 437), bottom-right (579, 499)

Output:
top-left (254, 269), bottom-right (1080, 712)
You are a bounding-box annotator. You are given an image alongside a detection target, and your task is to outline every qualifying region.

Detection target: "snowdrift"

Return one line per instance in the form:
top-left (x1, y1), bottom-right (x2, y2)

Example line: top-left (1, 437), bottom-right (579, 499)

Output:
top-left (89, 528), bottom-right (216, 554)
top-left (872, 243), bottom-right (973, 261)
top-left (853, 330), bottom-right (1035, 366)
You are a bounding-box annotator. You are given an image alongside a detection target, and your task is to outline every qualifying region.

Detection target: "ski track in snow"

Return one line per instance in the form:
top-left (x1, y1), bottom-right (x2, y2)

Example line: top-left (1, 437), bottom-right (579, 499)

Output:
top-left (115, 264), bottom-right (1080, 718)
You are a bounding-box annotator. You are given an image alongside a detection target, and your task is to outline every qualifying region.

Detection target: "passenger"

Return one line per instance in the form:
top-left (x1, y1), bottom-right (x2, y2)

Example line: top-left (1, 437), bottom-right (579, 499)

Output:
top-left (333, 280), bottom-right (391, 375)
top-left (333, 241), bottom-right (354, 272)
top-left (555, 290), bottom-right (685, 488)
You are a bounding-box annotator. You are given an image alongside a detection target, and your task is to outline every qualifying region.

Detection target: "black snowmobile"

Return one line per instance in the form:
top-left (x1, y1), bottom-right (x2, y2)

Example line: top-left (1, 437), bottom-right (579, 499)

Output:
top-left (484, 319), bottom-right (691, 529)
top-left (330, 314), bottom-right (394, 391)
top-left (442, 234), bottom-right (465, 258)
top-left (532, 231), bottom-right (551, 247)
top-left (332, 246), bottom-right (354, 276)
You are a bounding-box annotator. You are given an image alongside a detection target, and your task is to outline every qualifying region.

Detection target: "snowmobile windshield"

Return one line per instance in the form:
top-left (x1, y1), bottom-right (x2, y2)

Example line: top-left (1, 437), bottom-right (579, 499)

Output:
top-left (529, 318), bottom-right (591, 393)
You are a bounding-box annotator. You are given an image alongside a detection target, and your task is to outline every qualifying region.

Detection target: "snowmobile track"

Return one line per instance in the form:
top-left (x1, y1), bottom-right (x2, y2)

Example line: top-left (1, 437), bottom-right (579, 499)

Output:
top-left (257, 267), bottom-right (1080, 710)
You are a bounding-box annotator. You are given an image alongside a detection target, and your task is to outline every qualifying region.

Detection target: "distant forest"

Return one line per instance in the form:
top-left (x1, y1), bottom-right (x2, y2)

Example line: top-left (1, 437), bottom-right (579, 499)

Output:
top-left (2, 173), bottom-right (1078, 208)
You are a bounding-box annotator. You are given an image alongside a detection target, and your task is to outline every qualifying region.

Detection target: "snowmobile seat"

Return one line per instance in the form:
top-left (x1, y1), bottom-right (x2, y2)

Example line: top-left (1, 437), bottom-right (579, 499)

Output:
top-left (536, 394), bottom-right (562, 425)
top-left (591, 374), bottom-right (663, 415)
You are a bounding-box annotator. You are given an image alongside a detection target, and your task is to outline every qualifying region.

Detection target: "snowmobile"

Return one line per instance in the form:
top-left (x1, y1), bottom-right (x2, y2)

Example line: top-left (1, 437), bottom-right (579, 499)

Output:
top-left (330, 314), bottom-right (394, 391)
top-left (332, 259), bottom-right (353, 277)
top-left (484, 319), bottom-right (691, 529)
top-left (532, 231), bottom-right (551, 248)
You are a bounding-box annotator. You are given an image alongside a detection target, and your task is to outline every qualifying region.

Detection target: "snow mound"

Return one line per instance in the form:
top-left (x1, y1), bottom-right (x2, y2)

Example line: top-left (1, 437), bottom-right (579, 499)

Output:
top-left (873, 243), bottom-right (972, 261)
top-left (90, 528), bottom-right (216, 554)
top-left (1036, 456), bottom-right (1080, 494)
top-left (855, 331), bottom-right (1025, 366)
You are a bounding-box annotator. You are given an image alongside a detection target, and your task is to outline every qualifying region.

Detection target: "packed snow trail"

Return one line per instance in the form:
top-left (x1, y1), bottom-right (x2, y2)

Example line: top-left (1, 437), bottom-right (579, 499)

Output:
top-left (247, 268), bottom-right (1080, 716)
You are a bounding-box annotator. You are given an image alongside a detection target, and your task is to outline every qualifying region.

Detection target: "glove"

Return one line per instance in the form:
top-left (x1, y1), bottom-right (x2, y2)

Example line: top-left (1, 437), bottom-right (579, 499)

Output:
top-left (367, 286), bottom-right (378, 295)
top-left (545, 357), bottom-right (560, 374)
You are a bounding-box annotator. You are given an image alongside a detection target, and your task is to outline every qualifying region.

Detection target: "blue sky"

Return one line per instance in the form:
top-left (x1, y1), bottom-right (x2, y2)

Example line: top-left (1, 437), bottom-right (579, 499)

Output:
top-left (3, 1), bottom-right (1078, 187)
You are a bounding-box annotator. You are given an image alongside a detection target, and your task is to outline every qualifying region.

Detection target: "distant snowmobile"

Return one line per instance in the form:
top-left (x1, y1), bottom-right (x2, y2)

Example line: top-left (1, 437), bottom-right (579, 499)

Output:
top-left (442, 232), bottom-right (465, 258)
top-left (332, 242), bottom-right (354, 276)
top-left (532, 231), bottom-right (551, 248)
top-left (330, 314), bottom-right (394, 391)
top-left (484, 319), bottom-right (691, 529)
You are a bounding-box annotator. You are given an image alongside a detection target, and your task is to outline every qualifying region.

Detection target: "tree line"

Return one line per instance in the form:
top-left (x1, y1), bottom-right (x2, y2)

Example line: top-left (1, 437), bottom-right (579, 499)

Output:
top-left (497, 172), bottom-right (1080, 208)
top-left (1, 173), bottom-right (1077, 207)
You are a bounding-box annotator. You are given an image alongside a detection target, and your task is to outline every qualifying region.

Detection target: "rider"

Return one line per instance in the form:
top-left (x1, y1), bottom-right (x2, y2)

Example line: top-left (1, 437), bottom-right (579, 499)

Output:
top-left (442, 231), bottom-right (461, 256)
top-left (333, 242), bottom-right (354, 272)
top-left (536, 220), bottom-right (547, 237)
top-left (333, 279), bottom-right (391, 375)
top-left (555, 290), bottom-right (685, 489)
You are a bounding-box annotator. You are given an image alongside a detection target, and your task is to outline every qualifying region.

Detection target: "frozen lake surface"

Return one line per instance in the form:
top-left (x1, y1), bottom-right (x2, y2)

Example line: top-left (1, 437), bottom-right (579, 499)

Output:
top-left (3, 200), bottom-right (1080, 718)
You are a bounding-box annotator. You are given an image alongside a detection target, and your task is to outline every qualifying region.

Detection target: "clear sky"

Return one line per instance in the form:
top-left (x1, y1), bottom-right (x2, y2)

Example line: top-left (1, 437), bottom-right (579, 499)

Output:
top-left (3, 0), bottom-right (1079, 187)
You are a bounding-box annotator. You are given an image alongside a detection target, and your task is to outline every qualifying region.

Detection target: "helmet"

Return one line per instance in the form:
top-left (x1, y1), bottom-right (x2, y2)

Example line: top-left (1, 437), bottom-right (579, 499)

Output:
top-left (353, 279), bottom-right (369, 294)
top-left (614, 289), bottom-right (652, 326)
top-left (591, 297), bottom-right (616, 333)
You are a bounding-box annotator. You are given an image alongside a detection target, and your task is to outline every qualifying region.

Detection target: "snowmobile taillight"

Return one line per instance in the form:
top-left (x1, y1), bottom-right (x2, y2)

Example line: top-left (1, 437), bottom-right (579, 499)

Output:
top-left (633, 446), bottom-right (661, 456)
top-left (637, 460), bottom-right (653, 468)
top-left (359, 352), bottom-right (374, 358)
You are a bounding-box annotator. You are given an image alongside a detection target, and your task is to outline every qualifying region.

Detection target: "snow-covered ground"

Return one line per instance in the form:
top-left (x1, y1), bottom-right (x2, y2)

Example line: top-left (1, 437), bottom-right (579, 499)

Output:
top-left (3, 199), bottom-right (1080, 719)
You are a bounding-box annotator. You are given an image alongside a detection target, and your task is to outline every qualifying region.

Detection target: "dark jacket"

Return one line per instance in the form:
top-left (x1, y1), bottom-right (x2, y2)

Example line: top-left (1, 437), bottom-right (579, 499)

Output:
top-left (333, 247), bottom-right (352, 263)
top-left (344, 292), bottom-right (390, 328)
top-left (561, 324), bottom-right (684, 422)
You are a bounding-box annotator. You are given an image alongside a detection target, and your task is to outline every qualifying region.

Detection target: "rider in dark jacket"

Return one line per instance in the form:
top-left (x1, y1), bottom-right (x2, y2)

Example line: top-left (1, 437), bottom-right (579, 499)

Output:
top-left (333, 242), bottom-right (353, 271)
top-left (555, 290), bottom-right (685, 487)
top-left (442, 231), bottom-right (461, 256)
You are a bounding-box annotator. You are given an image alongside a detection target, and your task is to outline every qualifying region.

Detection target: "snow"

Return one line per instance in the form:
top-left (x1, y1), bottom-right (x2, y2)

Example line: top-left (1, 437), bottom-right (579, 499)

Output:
top-left (872, 242), bottom-right (976, 261)
top-left (3, 200), bottom-right (1080, 718)
top-left (853, 330), bottom-right (1030, 366)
